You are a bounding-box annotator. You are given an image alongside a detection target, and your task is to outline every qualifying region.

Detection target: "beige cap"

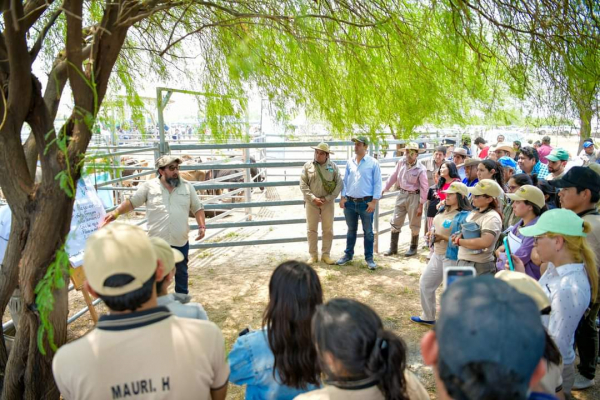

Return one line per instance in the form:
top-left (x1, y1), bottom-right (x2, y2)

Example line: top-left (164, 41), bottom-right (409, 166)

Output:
top-left (311, 142), bottom-right (334, 154)
top-left (83, 223), bottom-right (157, 297)
top-left (589, 163), bottom-right (600, 177)
top-left (149, 237), bottom-right (184, 275)
top-left (468, 179), bottom-right (503, 197)
top-left (506, 185), bottom-right (545, 209)
top-left (495, 270), bottom-right (550, 311)
top-left (442, 181), bottom-right (469, 197)
top-left (453, 148), bottom-right (468, 157)
top-left (464, 157), bottom-right (482, 167)
top-left (156, 155), bottom-right (182, 169)
top-left (495, 144), bottom-right (515, 156)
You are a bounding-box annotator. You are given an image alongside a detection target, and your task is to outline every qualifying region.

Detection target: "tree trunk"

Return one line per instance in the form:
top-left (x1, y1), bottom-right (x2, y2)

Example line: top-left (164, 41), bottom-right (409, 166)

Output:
top-left (2, 185), bottom-right (73, 399)
top-left (578, 104), bottom-right (593, 152)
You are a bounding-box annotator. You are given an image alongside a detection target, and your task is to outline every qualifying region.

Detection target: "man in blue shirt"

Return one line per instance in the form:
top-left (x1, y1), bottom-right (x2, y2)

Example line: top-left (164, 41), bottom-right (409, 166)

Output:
top-left (462, 158), bottom-right (480, 187)
top-left (337, 136), bottom-right (382, 270)
top-left (516, 146), bottom-right (549, 180)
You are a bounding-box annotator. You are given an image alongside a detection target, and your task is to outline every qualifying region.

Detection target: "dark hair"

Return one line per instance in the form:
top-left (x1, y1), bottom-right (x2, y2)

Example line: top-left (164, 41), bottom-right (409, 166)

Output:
top-left (312, 299), bottom-right (410, 400)
top-left (520, 146), bottom-right (539, 162)
top-left (156, 276), bottom-right (168, 294)
top-left (513, 140), bottom-right (521, 148)
top-left (263, 261), bottom-right (323, 389)
top-left (437, 161), bottom-right (460, 191)
top-left (476, 195), bottom-right (503, 218)
top-left (474, 137), bottom-right (486, 145)
top-left (537, 180), bottom-right (559, 209)
top-left (479, 159), bottom-right (505, 189)
top-left (435, 146), bottom-right (447, 154)
top-left (510, 173), bottom-right (534, 187)
top-left (438, 359), bottom-right (529, 400)
top-left (100, 274), bottom-right (156, 312)
top-left (576, 186), bottom-right (600, 204)
top-left (522, 200), bottom-right (547, 217)
top-left (445, 193), bottom-right (473, 212)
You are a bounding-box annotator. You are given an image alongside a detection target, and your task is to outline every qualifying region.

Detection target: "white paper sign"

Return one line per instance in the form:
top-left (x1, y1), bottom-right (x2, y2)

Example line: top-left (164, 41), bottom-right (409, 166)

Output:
top-left (66, 178), bottom-right (106, 267)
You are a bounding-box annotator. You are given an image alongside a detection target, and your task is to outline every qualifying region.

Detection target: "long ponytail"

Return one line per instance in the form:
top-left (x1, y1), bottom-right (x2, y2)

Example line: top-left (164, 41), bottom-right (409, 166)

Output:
top-left (367, 330), bottom-right (410, 400)
top-left (552, 221), bottom-right (598, 300)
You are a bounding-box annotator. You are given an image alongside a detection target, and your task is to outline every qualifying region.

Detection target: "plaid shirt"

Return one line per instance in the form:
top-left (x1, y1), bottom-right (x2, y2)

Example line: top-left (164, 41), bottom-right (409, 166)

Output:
top-left (516, 161), bottom-right (549, 180)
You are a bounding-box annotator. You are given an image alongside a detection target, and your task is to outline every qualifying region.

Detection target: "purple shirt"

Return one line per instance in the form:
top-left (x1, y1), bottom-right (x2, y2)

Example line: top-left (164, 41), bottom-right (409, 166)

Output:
top-left (383, 158), bottom-right (429, 204)
top-left (537, 144), bottom-right (553, 164)
top-left (496, 217), bottom-right (541, 279)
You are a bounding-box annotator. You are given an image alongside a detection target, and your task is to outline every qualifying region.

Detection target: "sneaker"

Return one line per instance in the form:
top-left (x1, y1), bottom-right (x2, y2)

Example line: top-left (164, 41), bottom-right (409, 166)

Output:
top-left (572, 373), bottom-right (595, 390)
top-left (410, 316), bottom-right (435, 326)
top-left (336, 255), bottom-right (352, 265)
top-left (173, 293), bottom-right (192, 304)
top-left (306, 256), bottom-right (319, 265)
top-left (321, 255), bottom-right (336, 265)
top-left (366, 259), bottom-right (377, 270)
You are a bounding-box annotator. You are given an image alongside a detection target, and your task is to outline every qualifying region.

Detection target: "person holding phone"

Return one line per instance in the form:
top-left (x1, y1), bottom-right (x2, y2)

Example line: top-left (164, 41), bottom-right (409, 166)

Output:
top-left (495, 185), bottom-right (547, 279)
top-left (412, 182), bottom-right (472, 325)
top-left (509, 209), bottom-right (598, 396)
top-left (451, 180), bottom-right (504, 275)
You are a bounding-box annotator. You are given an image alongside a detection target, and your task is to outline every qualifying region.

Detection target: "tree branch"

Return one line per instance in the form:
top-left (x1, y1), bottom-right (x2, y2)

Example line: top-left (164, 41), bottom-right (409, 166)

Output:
top-left (29, 8), bottom-right (64, 64)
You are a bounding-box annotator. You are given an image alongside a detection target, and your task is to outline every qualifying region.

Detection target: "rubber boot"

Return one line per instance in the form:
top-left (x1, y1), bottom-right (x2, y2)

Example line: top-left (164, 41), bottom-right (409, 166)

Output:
top-left (405, 235), bottom-right (419, 257)
top-left (383, 232), bottom-right (399, 256)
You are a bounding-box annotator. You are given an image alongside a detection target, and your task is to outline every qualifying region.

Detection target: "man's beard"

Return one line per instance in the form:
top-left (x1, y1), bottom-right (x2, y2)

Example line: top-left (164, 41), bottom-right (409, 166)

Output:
top-left (166, 177), bottom-right (180, 187)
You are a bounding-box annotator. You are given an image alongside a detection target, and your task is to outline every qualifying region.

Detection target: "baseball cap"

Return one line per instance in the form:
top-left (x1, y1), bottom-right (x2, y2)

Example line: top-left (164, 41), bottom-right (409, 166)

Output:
top-left (506, 185), bottom-right (545, 208)
top-left (495, 271), bottom-right (550, 311)
top-left (464, 157), bottom-right (482, 167)
top-left (545, 148), bottom-right (569, 162)
top-left (453, 148), bottom-right (468, 157)
top-left (442, 181), bottom-right (468, 197)
top-left (351, 136), bottom-right (369, 145)
top-left (520, 208), bottom-right (587, 238)
top-left (547, 166), bottom-right (600, 192)
top-left (84, 223), bottom-right (157, 297)
top-left (468, 179), bottom-right (503, 197)
top-left (311, 142), bottom-right (334, 154)
top-left (149, 237), bottom-right (184, 276)
top-left (498, 156), bottom-right (517, 170)
top-left (589, 163), bottom-right (600, 177)
top-left (437, 276), bottom-right (545, 387)
top-left (443, 139), bottom-right (456, 145)
top-left (156, 155), bottom-right (182, 169)
top-left (583, 141), bottom-right (594, 148)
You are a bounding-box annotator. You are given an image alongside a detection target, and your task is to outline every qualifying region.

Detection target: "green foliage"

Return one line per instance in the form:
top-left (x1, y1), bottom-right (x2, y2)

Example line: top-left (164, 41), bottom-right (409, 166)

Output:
top-left (34, 245), bottom-right (70, 356)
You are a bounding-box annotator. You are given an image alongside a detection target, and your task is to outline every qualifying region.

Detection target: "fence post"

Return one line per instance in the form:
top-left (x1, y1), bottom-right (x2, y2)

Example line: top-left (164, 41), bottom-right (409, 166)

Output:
top-left (373, 141), bottom-right (380, 253)
top-left (243, 147), bottom-right (252, 221)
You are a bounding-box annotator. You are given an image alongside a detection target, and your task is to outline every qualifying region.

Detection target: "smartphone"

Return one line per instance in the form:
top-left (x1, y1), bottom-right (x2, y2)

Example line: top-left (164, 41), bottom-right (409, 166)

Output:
top-left (443, 266), bottom-right (476, 289)
top-left (503, 237), bottom-right (515, 271)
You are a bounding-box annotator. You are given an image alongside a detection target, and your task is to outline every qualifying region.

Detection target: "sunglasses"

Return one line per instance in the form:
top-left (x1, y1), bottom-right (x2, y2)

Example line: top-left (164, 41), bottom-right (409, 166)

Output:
top-left (167, 165), bottom-right (180, 171)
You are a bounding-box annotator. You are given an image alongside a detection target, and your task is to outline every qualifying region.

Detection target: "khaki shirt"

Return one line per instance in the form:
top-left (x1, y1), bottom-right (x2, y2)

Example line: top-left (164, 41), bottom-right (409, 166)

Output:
top-left (581, 210), bottom-right (600, 302)
top-left (300, 160), bottom-right (343, 203)
top-left (421, 157), bottom-right (443, 187)
top-left (294, 370), bottom-right (429, 400)
top-left (458, 209), bottom-right (503, 263)
top-left (129, 178), bottom-right (203, 247)
top-left (433, 209), bottom-right (459, 255)
top-left (52, 309), bottom-right (230, 400)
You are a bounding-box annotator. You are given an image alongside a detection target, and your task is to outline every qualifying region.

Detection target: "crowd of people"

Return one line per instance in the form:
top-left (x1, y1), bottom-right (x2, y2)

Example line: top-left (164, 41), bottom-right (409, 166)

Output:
top-left (49, 135), bottom-right (600, 399)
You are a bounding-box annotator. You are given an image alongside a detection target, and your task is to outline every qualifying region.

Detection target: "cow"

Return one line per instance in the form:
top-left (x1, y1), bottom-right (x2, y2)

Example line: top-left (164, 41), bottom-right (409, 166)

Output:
top-left (211, 156), bottom-right (265, 201)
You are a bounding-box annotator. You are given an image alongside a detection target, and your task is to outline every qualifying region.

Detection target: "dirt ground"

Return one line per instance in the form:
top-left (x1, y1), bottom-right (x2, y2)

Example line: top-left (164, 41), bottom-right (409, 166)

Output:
top-left (54, 184), bottom-right (599, 400)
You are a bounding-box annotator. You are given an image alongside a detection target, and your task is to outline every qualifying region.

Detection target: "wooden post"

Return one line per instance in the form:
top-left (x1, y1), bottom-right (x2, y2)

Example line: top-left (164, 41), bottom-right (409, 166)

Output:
top-left (69, 266), bottom-right (99, 324)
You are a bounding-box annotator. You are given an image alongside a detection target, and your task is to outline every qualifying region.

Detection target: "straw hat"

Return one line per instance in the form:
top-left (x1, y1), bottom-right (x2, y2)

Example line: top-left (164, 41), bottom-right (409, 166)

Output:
top-left (311, 142), bottom-right (334, 154)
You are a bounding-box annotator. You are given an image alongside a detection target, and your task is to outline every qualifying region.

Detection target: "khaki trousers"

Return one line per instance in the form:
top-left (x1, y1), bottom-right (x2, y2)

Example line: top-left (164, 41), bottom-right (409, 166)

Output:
top-left (391, 191), bottom-right (422, 235)
top-left (306, 200), bottom-right (335, 257)
top-left (419, 253), bottom-right (454, 321)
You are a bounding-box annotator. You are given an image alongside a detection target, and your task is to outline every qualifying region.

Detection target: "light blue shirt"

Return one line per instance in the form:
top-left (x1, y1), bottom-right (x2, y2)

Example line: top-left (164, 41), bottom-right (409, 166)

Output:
top-left (156, 294), bottom-right (209, 320)
top-left (229, 330), bottom-right (319, 399)
top-left (341, 155), bottom-right (382, 199)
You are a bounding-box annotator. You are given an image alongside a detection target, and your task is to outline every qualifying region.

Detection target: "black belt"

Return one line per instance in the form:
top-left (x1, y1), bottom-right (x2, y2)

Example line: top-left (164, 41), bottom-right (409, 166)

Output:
top-left (346, 196), bottom-right (373, 202)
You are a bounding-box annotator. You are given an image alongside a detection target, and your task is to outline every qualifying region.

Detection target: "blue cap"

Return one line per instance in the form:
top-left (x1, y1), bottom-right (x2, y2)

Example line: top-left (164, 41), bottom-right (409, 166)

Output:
top-left (583, 141), bottom-right (593, 148)
top-left (437, 276), bottom-right (545, 388)
top-left (498, 156), bottom-right (517, 170)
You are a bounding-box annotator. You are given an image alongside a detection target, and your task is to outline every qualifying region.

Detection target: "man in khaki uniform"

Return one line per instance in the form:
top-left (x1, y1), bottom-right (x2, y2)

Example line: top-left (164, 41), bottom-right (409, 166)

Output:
top-left (300, 143), bottom-right (343, 265)
top-left (101, 155), bottom-right (205, 303)
top-left (382, 142), bottom-right (429, 257)
top-left (52, 223), bottom-right (229, 400)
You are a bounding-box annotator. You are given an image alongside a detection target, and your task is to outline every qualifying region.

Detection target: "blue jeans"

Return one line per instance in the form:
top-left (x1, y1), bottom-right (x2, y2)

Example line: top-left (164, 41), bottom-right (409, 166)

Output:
top-left (171, 242), bottom-right (189, 294)
top-left (343, 199), bottom-right (374, 260)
